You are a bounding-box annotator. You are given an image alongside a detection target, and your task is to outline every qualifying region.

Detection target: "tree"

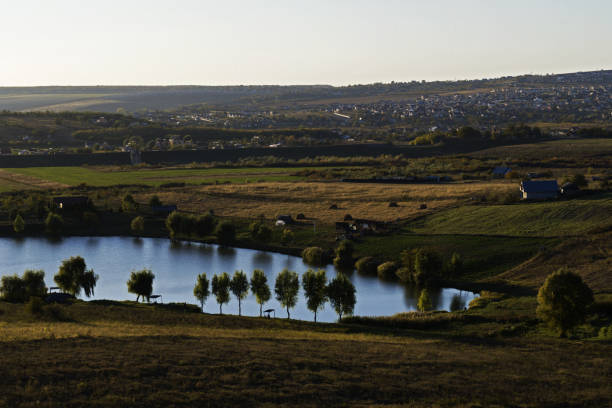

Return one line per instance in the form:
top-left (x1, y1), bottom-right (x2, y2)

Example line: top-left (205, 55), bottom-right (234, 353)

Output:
top-left (148, 195), bottom-right (162, 208)
top-left (417, 288), bottom-right (433, 312)
top-left (194, 214), bottom-right (216, 237)
top-left (537, 269), bottom-right (594, 337)
top-left (326, 273), bottom-right (356, 320)
top-left (333, 240), bottom-right (354, 270)
top-left (45, 213), bottom-right (63, 235)
top-left (413, 248), bottom-right (442, 286)
top-left (281, 228), bottom-right (294, 246)
top-left (121, 194), bottom-right (138, 212)
top-left (250, 222), bottom-right (272, 243)
top-left (126, 269), bottom-right (155, 302)
top-left (13, 214), bottom-right (25, 233)
top-left (274, 269), bottom-right (299, 319)
top-left (569, 173), bottom-right (588, 188)
top-left (211, 272), bottom-right (230, 314)
top-left (54, 256), bottom-right (98, 297)
top-left (216, 221), bottom-right (236, 246)
top-left (131, 216), bottom-right (145, 235)
top-left (445, 252), bottom-right (463, 277)
top-left (230, 270), bottom-right (249, 316)
top-left (302, 269), bottom-right (327, 322)
top-left (250, 269), bottom-right (271, 317)
top-left (165, 211), bottom-right (182, 239)
top-left (193, 273), bottom-right (210, 312)
top-left (0, 270), bottom-right (46, 303)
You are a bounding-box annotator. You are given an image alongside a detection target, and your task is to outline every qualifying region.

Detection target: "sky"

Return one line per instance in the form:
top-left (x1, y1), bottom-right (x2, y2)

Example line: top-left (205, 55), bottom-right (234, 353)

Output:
top-left (1, 0), bottom-right (611, 86)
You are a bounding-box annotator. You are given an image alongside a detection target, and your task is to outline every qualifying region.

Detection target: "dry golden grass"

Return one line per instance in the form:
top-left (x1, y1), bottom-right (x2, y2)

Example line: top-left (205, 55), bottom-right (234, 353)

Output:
top-left (148, 181), bottom-right (513, 223)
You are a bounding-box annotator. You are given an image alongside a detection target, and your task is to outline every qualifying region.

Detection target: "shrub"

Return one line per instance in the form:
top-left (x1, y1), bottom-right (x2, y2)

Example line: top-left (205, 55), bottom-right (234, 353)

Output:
top-left (13, 214), bottom-right (25, 233)
top-left (194, 214), bottom-right (216, 237)
top-left (45, 213), bottom-right (64, 235)
top-left (148, 195), bottom-right (162, 207)
top-left (377, 261), bottom-right (398, 280)
top-left (444, 252), bottom-right (463, 278)
top-left (536, 268), bottom-right (594, 337)
top-left (216, 221), bottom-right (237, 246)
top-left (598, 325), bottom-right (612, 340)
top-left (121, 194), bottom-right (138, 212)
top-left (302, 246), bottom-right (325, 266)
top-left (249, 222), bottom-right (272, 243)
top-left (131, 216), bottom-right (145, 235)
top-left (26, 296), bottom-right (44, 315)
top-left (355, 257), bottom-right (379, 275)
top-left (333, 240), bottom-right (354, 270)
top-left (281, 228), bottom-right (294, 245)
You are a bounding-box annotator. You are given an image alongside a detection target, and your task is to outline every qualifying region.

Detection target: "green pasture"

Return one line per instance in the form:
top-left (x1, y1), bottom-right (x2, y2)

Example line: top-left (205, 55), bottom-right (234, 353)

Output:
top-left (407, 192), bottom-right (612, 237)
top-left (1, 166), bottom-right (323, 187)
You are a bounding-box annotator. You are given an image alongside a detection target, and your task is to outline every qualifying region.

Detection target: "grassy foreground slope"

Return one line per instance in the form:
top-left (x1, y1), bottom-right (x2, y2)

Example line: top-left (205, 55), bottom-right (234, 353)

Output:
top-left (1, 301), bottom-right (611, 408)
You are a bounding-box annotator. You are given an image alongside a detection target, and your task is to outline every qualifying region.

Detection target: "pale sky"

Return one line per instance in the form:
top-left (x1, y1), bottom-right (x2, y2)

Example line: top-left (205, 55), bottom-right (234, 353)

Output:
top-left (1, 0), bottom-right (611, 86)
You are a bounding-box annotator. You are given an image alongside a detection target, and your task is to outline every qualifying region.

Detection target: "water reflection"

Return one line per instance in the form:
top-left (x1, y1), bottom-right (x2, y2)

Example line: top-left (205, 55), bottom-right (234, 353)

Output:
top-left (0, 236), bottom-right (479, 322)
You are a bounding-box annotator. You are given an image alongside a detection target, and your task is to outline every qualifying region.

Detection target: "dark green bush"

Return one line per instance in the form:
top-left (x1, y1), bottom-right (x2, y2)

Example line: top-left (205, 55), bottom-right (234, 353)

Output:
top-left (355, 257), bottom-right (379, 275)
top-left (302, 247), bottom-right (326, 266)
top-left (377, 261), bottom-right (398, 280)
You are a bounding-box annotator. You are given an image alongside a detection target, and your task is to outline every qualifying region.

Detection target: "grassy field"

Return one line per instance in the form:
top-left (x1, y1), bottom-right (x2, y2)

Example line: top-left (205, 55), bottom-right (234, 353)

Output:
top-left (408, 192), bottom-right (612, 237)
top-left (2, 166), bottom-right (318, 189)
top-left (470, 138), bottom-right (612, 160)
top-left (0, 301), bottom-right (610, 407)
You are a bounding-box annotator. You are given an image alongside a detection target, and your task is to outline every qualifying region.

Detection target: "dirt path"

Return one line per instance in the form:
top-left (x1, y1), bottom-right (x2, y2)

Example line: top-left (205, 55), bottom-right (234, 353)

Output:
top-left (0, 169), bottom-right (69, 190)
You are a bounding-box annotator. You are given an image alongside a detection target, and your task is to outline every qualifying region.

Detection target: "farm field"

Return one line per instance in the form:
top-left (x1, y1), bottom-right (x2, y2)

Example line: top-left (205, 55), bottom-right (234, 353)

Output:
top-left (1, 301), bottom-right (611, 408)
top-left (145, 180), bottom-right (514, 224)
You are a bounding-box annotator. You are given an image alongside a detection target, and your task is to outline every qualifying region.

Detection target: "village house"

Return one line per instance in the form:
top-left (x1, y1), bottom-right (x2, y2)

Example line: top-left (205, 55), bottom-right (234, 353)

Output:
top-left (519, 180), bottom-right (559, 200)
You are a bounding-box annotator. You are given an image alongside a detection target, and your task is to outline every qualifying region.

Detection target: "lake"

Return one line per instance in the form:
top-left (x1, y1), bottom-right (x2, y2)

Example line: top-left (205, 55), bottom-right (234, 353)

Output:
top-left (0, 236), bottom-right (478, 322)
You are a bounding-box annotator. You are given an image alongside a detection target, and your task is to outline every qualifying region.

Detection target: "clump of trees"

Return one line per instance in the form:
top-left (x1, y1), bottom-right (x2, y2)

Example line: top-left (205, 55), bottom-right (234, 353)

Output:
top-left (127, 269), bottom-right (155, 302)
top-left (0, 270), bottom-right (47, 303)
top-left (193, 273), bottom-right (210, 312)
top-left (166, 211), bottom-right (217, 240)
top-left (537, 268), bottom-right (594, 337)
top-left (54, 256), bottom-right (98, 297)
top-left (13, 214), bottom-right (25, 233)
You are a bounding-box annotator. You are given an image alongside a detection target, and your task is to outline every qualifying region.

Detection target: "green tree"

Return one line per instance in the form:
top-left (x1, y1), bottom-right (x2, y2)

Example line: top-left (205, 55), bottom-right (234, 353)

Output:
top-left (281, 228), bottom-right (294, 245)
top-left (0, 270), bottom-right (46, 303)
top-left (250, 222), bottom-right (272, 243)
top-left (274, 269), bottom-right (299, 319)
top-left (215, 221), bottom-right (236, 246)
top-left (13, 214), bottom-right (25, 233)
top-left (165, 211), bottom-right (182, 239)
top-left (250, 269), bottom-right (271, 317)
top-left (569, 173), bottom-right (588, 188)
top-left (54, 256), bottom-right (98, 297)
top-left (211, 272), bottom-right (230, 314)
top-left (121, 194), bottom-right (138, 212)
top-left (413, 249), bottom-right (442, 286)
top-left (537, 269), bottom-right (594, 337)
top-left (417, 288), bottom-right (433, 312)
top-left (45, 213), bottom-right (63, 235)
top-left (377, 261), bottom-right (398, 280)
top-left (194, 214), bottom-right (216, 237)
top-left (333, 240), bottom-right (354, 270)
top-left (193, 273), bottom-right (210, 312)
top-left (302, 269), bottom-right (327, 322)
top-left (445, 252), bottom-right (463, 277)
top-left (148, 195), bottom-right (162, 208)
top-left (326, 273), bottom-right (356, 320)
top-left (230, 270), bottom-right (249, 316)
top-left (131, 216), bottom-right (145, 235)
top-left (126, 269), bottom-right (155, 302)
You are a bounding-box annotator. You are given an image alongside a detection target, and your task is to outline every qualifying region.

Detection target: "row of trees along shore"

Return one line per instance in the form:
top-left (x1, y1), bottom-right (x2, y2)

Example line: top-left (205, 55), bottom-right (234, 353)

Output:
top-left (0, 253), bottom-right (596, 334)
top-left (194, 268), bottom-right (356, 321)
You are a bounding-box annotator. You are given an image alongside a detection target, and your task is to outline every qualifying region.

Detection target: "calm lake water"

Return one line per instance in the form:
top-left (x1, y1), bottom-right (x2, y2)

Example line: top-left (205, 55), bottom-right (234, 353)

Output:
top-left (0, 236), bottom-right (478, 322)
